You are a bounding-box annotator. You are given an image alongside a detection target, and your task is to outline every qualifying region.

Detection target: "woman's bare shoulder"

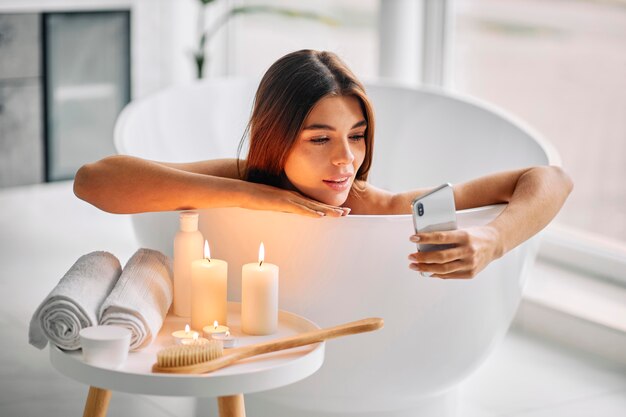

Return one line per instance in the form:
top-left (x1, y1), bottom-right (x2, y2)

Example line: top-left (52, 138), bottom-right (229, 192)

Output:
top-left (346, 182), bottom-right (439, 215)
top-left (345, 181), bottom-right (401, 215)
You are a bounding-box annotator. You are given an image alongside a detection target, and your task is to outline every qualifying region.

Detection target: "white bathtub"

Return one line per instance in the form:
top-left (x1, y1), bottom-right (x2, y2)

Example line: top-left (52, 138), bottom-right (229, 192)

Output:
top-left (115, 78), bottom-right (558, 416)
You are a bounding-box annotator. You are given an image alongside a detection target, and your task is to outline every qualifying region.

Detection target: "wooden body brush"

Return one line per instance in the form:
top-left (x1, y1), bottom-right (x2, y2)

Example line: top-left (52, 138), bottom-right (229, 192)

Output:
top-left (153, 317), bottom-right (383, 374)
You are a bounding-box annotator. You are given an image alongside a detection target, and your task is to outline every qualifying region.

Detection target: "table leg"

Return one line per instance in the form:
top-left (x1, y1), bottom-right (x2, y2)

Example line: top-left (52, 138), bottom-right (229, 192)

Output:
top-left (83, 386), bottom-right (112, 417)
top-left (217, 394), bottom-right (246, 417)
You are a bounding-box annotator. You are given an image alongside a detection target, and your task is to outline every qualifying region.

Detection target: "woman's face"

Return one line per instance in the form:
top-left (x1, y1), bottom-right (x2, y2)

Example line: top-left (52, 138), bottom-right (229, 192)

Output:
top-left (283, 95), bottom-right (367, 206)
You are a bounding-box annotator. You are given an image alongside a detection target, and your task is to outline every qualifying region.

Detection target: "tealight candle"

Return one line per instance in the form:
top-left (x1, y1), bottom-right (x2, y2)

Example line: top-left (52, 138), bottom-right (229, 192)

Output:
top-left (171, 324), bottom-right (199, 345)
top-left (203, 320), bottom-right (229, 338)
top-left (212, 330), bottom-right (236, 348)
top-left (191, 241), bottom-right (228, 331)
top-left (181, 333), bottom-right (211, 346)
top-left (241, 242), bottom-right (279, 335)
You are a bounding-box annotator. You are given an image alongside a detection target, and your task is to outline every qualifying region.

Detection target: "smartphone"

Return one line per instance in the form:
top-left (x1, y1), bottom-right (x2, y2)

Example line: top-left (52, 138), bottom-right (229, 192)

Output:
top-left (411, 183), bottom-right (458, 274)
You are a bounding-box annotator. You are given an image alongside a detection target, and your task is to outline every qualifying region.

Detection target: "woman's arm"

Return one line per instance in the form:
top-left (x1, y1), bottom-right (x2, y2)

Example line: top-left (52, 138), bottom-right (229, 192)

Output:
top-left (395, 166), bottom-right (573, 278)
top-left (452, 166), bottom-right (573, 255)
top-left (73, 155), bottom-right (347, 217)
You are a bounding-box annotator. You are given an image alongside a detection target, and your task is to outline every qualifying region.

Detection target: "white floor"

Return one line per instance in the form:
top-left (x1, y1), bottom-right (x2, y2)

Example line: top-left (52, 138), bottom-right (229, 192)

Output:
top-left (459, 326), bottom-right (626, 417)
top-left (1, 181), bottom-right (624, 416)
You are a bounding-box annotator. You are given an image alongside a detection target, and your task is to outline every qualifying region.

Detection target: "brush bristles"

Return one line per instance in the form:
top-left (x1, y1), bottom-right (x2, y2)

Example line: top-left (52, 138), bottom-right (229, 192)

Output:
top-left (156, 341), bottom-right (224, 368)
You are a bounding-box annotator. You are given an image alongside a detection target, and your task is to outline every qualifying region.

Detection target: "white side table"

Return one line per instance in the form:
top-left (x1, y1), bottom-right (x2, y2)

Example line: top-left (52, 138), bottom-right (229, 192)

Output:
top-left (50, 303), bottom-right (324, 417)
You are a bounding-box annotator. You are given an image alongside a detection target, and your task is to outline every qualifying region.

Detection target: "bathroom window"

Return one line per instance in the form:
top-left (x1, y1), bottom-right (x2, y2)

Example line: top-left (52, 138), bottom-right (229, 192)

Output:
top-left (44, 11), bottom-right (130, 181)
top-left (452, 0), bottom-right (626, 280)
top-left (219, 0), bottom-right (379, 80)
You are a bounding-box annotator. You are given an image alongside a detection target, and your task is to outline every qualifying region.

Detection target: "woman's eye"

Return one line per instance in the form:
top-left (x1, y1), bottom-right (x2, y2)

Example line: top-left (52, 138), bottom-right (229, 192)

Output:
top-left (350, 134), bottom-right (365, 141)
top-left (310, 137), bottom-right (329, 144)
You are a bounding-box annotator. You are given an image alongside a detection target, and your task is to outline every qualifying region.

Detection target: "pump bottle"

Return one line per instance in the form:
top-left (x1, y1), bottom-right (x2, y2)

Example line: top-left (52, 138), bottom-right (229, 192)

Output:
top-left (173, 211), bottom-right (203, 317)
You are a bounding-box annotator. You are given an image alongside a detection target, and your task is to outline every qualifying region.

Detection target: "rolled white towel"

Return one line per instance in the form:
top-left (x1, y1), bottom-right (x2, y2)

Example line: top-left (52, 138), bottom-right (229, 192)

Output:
top-left (99, 248), bottom-right (173, 351)
top-left (29, 251), bottom-right (122, 350)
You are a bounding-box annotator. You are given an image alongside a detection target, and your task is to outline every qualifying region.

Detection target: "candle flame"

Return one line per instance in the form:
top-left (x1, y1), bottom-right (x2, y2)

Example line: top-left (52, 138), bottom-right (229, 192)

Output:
top-left (213, 320), bottom-right (218, 329)
top-left (226, 330), bottom-right (230, 337)
top-left (185, 324), bottom-right (190, 333)
top-left (258, 242), bottom-right (265, 266)
top-left (204, 240), bottom-right (211, 261)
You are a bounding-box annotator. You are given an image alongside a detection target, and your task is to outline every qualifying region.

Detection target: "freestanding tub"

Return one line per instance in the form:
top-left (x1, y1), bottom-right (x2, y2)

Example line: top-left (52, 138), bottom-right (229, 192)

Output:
top-left (114, 78), bottom-right (558, 416)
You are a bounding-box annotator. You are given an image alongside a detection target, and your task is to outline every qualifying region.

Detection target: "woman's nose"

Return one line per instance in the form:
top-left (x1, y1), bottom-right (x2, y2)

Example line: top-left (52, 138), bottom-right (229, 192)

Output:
top-left (332, 139), bottom-right (355, 166)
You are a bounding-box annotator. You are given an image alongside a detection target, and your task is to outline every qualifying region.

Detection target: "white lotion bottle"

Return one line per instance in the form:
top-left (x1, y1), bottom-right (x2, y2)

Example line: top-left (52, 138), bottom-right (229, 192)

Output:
top-left (173, 211), bottom-right (204, 317)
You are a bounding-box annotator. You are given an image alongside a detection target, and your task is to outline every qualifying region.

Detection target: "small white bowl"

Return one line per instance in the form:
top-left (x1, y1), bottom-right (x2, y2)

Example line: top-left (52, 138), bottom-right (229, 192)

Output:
top-left (80, 325), bottom-right (131, 369)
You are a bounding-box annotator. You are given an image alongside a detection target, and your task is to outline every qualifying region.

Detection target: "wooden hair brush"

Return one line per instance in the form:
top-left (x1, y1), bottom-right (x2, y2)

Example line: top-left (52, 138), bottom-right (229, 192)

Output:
top-left (153, 317), bottom-right (383, 374)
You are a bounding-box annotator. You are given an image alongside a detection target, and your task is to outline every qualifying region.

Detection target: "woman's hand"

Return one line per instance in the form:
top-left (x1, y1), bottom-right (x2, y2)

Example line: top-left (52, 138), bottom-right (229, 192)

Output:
top-left (407, 226), bottom-right (503, 279)
top-left (240, 182), bottom-right (350, 218)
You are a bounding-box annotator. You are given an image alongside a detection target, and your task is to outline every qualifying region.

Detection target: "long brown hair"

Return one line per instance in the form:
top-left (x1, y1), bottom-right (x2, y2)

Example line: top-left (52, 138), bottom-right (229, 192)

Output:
top-left (238, 50), bottom-right (375, 187)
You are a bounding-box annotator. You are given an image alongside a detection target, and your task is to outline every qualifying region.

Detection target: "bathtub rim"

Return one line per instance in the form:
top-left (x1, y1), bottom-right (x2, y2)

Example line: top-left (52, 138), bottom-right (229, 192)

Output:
top-left (113, 77), bottom-right (561, 168)
top-left (191, 203), bottom-right (507, 224)
top-left (359, 77), bottom-right (561, 168)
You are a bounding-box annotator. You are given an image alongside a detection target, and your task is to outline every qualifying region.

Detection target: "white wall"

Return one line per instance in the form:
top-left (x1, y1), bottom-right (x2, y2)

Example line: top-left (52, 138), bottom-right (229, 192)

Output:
top-left (0, 0), bottom-right (202, 98)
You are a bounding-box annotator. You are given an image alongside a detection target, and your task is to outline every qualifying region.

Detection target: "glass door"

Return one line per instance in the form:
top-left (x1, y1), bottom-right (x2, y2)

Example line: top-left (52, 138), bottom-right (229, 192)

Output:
top-left (44, 11), bottom-right (130, 181)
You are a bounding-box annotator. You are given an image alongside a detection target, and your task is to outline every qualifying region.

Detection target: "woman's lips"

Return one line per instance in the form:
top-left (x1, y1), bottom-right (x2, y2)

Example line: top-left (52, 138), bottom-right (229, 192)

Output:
top-left (322, 176), bottom-right (351, 191)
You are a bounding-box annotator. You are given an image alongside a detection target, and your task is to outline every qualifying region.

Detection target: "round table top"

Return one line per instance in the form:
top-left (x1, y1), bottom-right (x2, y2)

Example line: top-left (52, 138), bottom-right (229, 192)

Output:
top-left (50, 303), bottom-right (324, 397)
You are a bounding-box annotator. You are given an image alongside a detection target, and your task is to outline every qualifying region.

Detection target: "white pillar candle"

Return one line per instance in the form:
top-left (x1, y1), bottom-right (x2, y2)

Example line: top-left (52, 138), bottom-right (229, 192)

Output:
top-left (242, 242), bottom-right (279, 335)
top-left (191, 241), bottom-right (228, 331)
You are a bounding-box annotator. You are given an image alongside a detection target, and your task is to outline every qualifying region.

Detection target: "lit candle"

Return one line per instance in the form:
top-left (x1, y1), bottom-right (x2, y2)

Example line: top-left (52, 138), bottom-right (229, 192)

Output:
top-left (241, 242), bottom-right (279, 335)
top-left (181, 333), bottom-right (211, 346)
top-left (171, 324), bottom-right (199, 345)
top-left (203, 320), bottom-right (229, 338)
top-left (212, 330), bottom-right (236, 348)
top-left (191, 241), bottom-right (228, 331)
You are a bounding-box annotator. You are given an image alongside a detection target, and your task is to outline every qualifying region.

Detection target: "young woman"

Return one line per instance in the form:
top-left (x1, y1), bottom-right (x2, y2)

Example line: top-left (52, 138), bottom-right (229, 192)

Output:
top-left (74, 49), bottom-right (573, 279)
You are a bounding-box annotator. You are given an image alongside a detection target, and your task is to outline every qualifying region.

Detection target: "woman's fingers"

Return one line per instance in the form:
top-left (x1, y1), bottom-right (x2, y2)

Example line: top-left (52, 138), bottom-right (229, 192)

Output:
top-left (408, 226), bottom-right (501, 279)
top-left (288, 200), bottom-right (340, 218)
top-left (287, 194), bottom-right (348, 217)
top-left (287, 201), bottom-right (327, 217)
top-left (412, 229), bottom-right (470, 245)
top-left (430, 271), bottom-right (476, 279)
top-left (308, 199), bottom-right (350, 216)
top-left (276, 194), bottom-right (348, 218)
top-left (408, 247), bottom-right (465, 264)
top-left (245, 182), bottom-right (350, 217)
top-left (250, 185), bottom-right (348, 217)
top-left (291, 201), bottom-right (343, 217)
top-left (409, 260), bottom-right (469, 275)
top-left (409, 261), bottom-right (477, 279)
